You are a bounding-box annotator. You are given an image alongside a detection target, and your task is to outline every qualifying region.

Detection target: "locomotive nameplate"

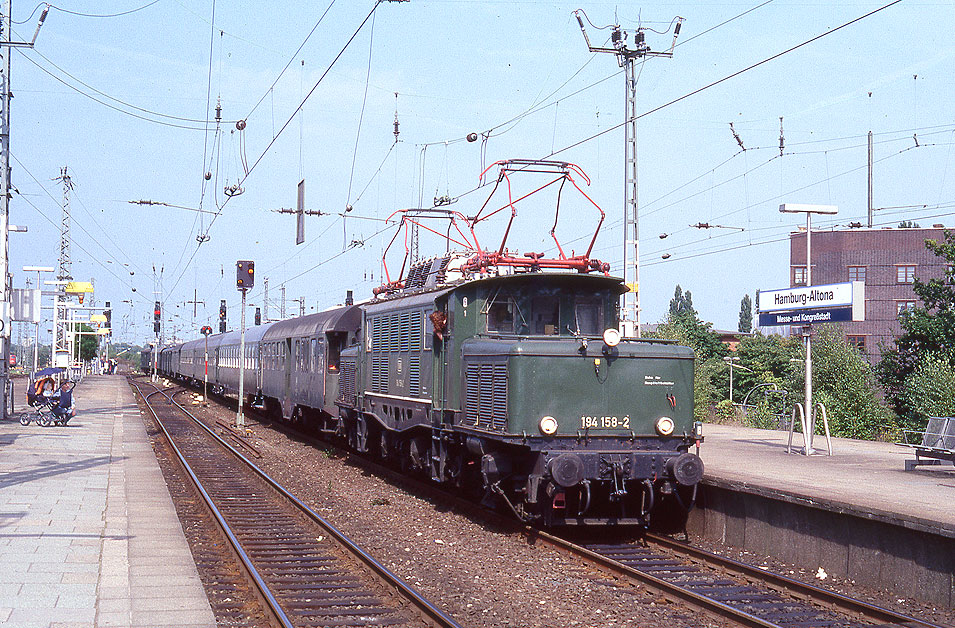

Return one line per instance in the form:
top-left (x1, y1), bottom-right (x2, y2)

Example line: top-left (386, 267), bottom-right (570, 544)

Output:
top-left (580, 416), bottom-right (631, 429)
top-left (643, 375), bottom-right (675, 386)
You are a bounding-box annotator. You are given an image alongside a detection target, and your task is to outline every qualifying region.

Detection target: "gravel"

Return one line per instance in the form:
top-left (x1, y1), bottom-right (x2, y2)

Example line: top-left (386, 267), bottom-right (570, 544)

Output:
top-left (167, 385), bottom-right (727, 628)
top-left (161, 382), bottom-right (955, 627)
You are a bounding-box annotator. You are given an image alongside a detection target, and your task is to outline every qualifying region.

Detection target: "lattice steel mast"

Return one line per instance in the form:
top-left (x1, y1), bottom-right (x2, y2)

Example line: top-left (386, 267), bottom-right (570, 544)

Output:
top-left (574, 10), bottom-right (682, 338)
top-left (54, 167), bottom-right (73, 366)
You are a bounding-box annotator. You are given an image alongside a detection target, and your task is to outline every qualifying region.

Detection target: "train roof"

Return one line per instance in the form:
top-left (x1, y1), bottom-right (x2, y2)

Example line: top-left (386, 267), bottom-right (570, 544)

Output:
top-left (262, 304), bottom-right (362, 340)
top-left (178, 320), bottom-right (278, 352)
top-left (371, 270), bottom-right (628, 305)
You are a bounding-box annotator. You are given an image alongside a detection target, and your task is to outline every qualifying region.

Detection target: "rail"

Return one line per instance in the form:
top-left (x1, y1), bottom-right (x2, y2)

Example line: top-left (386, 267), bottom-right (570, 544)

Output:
top-left (132, 379), bottom-right (462, 628)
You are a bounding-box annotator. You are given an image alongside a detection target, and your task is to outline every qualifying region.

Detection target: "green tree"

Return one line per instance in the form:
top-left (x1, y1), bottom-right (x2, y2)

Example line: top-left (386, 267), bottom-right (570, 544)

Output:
top-left (651, 307), bottom-right (728, 421)
top-left (902, 354), bottom-right (955, 422)
top-left (877, 230), bottom-right (955, 429)
top-left (898, 220), bottom-right (920, 228)
top-left (738, 294), bottom-right (753, 333)
top-left (668, 285), bottom-right (695, 319)
top-left (794, 325), bottom-right (890, 439)
top-left (78, 324), bottom-right (98, 361)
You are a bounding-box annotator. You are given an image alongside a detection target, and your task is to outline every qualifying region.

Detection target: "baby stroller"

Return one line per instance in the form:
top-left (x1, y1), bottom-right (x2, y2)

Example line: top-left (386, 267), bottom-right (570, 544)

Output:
top-left (21, 378), bottom-right (74, 427)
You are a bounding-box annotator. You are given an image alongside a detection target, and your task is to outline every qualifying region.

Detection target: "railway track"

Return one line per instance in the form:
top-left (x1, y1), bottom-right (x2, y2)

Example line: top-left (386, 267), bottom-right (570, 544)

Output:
top-left (132, 379), bottom-right (462, 628)
top-left (163, 380), bottom-right (948, 628)
top-left (543, 531), bottom-right (943, 628)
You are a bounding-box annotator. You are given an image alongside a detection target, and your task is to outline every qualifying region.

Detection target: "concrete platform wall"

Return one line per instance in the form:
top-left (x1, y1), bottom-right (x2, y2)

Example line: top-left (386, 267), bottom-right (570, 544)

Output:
top-left (688, 483), bottom-right (955, 607)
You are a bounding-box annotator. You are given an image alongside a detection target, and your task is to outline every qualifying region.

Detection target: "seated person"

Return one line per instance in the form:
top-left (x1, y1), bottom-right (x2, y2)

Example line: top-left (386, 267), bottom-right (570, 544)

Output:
top-left (51, 381), bottom-right (75, 423)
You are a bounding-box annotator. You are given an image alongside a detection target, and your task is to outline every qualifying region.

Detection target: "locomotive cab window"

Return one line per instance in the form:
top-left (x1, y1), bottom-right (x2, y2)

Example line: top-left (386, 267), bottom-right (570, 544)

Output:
top-left (486, 296), bottom-right (515, 333)
top-left (574, 300), bottom-right (603, 335)
top-left (531, 296), bottom-right (559, 335)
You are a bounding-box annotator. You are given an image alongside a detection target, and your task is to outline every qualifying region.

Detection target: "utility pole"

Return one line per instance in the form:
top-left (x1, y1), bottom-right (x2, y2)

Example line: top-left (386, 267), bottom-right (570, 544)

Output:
top-left (574, 10), bottom-right (682, 338)
top-left (867, 131), bottom-right (873, 228)
top-left (0, 1), bottom-right (48, 414)
top-left (263, 277), bottom-right (269, 322)
top-left (280, 284), bottom-right (286, 319)
top-left (54, 167), bottom-right (73, 368)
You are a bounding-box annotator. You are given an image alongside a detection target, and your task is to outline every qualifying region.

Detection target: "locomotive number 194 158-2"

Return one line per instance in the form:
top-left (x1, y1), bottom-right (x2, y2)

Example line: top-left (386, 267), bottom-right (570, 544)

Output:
top-left (580, 415), bottom-right (630, 429)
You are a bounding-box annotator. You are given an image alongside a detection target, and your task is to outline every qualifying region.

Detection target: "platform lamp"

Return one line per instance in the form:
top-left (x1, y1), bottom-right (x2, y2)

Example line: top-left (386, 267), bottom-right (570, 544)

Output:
top-left (22, 266), bottom-right (54, 375)
top-left (779, 203), bottom-right (838, 455)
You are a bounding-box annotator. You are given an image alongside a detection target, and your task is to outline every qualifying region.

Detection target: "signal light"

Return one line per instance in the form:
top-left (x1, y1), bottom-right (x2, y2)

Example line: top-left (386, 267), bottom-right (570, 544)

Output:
top-left (236, 260), bottom-right (254, 289)
top-left (200, 325), bottom-right (212, 336)
top-left (254, 307), bottom-right (261, 326)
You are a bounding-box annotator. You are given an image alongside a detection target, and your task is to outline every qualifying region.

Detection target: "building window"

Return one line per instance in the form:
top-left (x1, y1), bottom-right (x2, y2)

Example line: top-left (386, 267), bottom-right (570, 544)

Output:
top-left (896, 265), bottom-right (916, 284)
top-left (897, 301), bottom-right (916, 315)
top-left (793, 266), bottom-right (807, 286)
top-left (847, 335), bottom-right (866, 352)
top-left (847, 266), bottom-right (866, 283)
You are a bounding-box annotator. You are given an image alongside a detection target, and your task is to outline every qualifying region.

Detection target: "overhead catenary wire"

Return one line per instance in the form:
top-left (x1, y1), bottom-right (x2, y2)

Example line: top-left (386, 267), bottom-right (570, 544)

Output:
top-left (244, 0), bottom-right (338, 121)
top-left (16, 50), bottom-right (210, 130)
top-left (10, 157), bottom-right (145, 299)
top-left (542, 0), bottom-right (903, 162)
top-left (14, 0), bottom-right (161, 23)
top-left (164, 1), bottom-right (387, 302)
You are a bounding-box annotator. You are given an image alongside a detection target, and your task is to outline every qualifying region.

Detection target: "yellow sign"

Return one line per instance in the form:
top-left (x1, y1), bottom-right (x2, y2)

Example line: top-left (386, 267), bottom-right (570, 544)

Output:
top-left (96, 328), bottom-right (110, 335)
top-left (625, 282), bottom-right (639, 293)
top-left (65, 281), bottom-right (94, 294)
top-left (90, 314), bottom-right (107, 323)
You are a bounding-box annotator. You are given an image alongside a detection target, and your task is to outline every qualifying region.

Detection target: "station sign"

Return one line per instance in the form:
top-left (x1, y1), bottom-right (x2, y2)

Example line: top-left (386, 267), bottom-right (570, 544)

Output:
top-left (757, 281), bottom-right (864, 327)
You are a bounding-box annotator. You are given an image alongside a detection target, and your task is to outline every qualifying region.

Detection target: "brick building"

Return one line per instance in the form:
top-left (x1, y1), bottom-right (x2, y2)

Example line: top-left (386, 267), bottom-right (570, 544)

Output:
top-left (786, 226), bottom-right (948, 362)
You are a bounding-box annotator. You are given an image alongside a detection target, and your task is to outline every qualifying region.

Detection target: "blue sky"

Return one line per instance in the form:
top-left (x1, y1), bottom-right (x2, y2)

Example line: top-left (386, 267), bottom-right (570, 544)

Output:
top-left (7, 0), bottom-right (955, 344)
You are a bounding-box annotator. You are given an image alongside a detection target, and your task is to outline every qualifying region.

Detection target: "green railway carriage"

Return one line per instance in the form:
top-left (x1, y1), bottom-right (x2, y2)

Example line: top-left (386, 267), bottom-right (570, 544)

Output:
top-left (336, 257), bottom-right (703, 527)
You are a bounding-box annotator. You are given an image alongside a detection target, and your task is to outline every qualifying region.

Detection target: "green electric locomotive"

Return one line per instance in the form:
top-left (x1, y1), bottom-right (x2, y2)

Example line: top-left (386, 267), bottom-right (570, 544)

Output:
top-left (336, 252), bottom-right (703, 527)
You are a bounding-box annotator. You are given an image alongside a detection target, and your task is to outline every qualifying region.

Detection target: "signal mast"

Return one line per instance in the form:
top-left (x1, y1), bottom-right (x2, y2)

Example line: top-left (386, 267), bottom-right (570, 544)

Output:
top-left (574, 10), bottom-right (683, 337)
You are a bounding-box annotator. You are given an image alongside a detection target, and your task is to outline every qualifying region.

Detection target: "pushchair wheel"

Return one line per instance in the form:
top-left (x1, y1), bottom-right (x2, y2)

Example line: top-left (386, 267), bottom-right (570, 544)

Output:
top-left (19, 413), bottom-right (30, 426)
top-left (39, 414), bottom-right (52, 427)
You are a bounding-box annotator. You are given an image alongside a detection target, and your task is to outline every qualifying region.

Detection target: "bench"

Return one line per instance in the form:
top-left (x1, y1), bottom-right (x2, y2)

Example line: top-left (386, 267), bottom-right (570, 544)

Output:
top-left (897, 416), bottom-right (955, 471)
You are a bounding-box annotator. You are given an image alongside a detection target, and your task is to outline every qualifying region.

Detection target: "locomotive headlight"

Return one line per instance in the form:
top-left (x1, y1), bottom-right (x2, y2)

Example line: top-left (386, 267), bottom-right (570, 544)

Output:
top-left (602, 328), bottom-right (621, 347)
top-left (655, 416), bottom-right (675, 436)
top-left (539, 415), bottom-right (559, 435)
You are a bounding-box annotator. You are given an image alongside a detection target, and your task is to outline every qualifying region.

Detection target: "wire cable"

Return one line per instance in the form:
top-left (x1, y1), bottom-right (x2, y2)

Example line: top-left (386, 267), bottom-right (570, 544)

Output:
top-left (165, 1), bottom-right (384, 302)
top-left (15, 0), bottom-right (162, 23)
top-left (244, 0), bottom-right (337, 121)
top-left (16, 51), bottom-right (208, 130)
top-left (544, 0), bottom-right (903, 161)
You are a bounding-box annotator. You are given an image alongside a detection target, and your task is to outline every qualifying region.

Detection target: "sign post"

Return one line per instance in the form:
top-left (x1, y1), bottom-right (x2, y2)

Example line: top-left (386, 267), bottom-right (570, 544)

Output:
top-left (779, 204), bottom-right (837, 454)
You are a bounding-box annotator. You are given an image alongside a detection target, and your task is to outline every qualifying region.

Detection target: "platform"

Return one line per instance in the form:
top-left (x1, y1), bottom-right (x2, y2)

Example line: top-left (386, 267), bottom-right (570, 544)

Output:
top-left (699, 423), bottom-right (955, 536)
top-left (0, 375), bottom-right (215, 628)
top-left (694, 423), bottom-right (955, 606)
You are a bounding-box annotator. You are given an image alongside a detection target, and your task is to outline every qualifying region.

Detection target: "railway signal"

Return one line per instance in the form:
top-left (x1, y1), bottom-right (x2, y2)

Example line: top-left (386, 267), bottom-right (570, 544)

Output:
top-left (153, 301), bottom-right (161, 335)
top-left (104, 302), bottom-right (111, 329)
top-left (235, 259), bottom-right (254, 429)
top-left (200, 325), bottom-right (212, 403)
top-left (237, 260), bottom-right (254, 289)
top-left (255, 307), bottom-right (261, 326)
top-left (219, 299), bottom-right (227, 333)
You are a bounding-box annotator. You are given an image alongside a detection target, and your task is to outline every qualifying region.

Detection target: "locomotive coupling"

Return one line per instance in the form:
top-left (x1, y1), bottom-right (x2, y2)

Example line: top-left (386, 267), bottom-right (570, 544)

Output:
top-left (666, 452), bottom-right (704, 486)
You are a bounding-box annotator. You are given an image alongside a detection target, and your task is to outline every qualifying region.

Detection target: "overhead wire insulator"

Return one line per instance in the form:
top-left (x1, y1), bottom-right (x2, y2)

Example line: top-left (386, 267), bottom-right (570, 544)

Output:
top-left (729, 122), bottom-right (745, 151)
top-left (779, 116), bottom-right (785, 156)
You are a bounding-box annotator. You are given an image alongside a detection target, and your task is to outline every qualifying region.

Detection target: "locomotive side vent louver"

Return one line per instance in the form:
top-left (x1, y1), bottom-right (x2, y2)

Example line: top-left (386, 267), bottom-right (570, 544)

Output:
top-left (409, 355), bottom-right (421, 397)
top-left (339, 359), bottom-right (357, 405)
top-left (465, 362), bottom-right (507, 432)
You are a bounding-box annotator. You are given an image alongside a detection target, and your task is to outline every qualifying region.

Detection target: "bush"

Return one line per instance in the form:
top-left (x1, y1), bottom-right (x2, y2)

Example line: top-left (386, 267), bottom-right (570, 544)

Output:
top-left (902, 354), bottom-right (955, 430)
top-left (714, 399), bottom-right (735, 424)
